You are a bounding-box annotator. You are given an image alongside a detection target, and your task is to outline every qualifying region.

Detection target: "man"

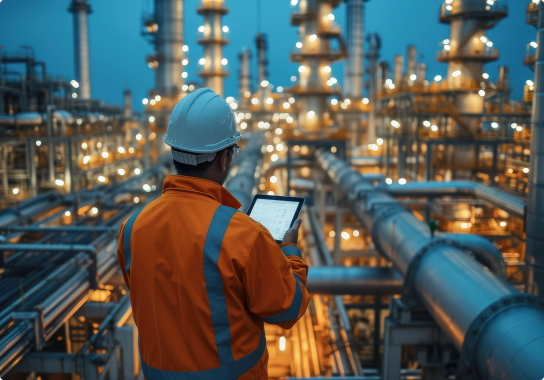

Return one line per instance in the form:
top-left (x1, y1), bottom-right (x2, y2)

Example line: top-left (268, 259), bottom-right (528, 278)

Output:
top-left (117, 88), bottom-right (310, 379)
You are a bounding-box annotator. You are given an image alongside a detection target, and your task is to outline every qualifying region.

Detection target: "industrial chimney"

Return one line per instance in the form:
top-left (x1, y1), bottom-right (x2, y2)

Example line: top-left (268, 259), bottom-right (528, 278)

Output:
top-left (68, 0), bottom-right (92, 99)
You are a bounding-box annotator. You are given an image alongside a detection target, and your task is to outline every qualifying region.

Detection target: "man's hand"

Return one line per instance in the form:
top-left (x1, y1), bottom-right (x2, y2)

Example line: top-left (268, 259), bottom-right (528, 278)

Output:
top-left (282, 219), bottom-right (302, 245)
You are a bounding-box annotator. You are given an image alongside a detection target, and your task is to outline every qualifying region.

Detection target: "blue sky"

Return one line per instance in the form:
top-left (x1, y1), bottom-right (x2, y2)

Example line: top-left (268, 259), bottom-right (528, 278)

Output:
top-left (0, 0), bottom-right (535, 113)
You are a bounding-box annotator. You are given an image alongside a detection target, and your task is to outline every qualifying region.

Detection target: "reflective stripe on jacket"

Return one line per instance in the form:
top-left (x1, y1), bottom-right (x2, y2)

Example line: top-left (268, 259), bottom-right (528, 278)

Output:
top-left (116, 175), bottom-right (310, 379)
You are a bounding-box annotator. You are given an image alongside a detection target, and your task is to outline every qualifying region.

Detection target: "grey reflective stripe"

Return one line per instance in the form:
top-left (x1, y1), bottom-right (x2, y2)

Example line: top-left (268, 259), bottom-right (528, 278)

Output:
top-left (262, 274), bottom-right (304, 324)
top-left (281, 245), bottom-right (302, 259)
top-left (122, 207), bottom-right (145, 275)
top-left (139, 205), bottom-right (267, 379)
top-left (140, 327), bottom-right (266, 380)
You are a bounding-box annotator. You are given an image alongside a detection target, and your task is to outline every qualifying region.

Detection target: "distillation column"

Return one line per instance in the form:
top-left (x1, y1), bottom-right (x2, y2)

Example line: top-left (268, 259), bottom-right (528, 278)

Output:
top-left (290, 0), bottom-right (345, 133)
top-left (68, 0), bottom-right (92, 99)
top-left (526, 4), bottom-right (544, 297)
top-left (238, 47), bottom-right (252, 104)
top-left (197, 0), bottom-right (229, 97)
top-left (366, 33), bottom-right (380, 144)
top-left (154, 0), bottom-right (186, 96)
top-left (256, 33), bottom-right (268, 85)
top-left (438, 0), bottom-right (505, 178)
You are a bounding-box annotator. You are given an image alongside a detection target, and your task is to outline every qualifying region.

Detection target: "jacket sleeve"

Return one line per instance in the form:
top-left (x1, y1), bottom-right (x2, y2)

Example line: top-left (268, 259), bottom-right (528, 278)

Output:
top-left (116, 221), bottom-right (131, 290)
top-left (242, 229), bottom-right (310, 330)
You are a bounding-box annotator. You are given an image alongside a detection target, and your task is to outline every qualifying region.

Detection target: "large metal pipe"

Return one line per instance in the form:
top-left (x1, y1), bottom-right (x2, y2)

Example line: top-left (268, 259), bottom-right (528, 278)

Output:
top-left (318, 150), bottom-right (544, 380)
top-left (527, 4), bottom-right (544, 297)
top-left (306, 267), bottom-right (403, 295)
top-left (238, 47), bottom-right (252, 102)
top-left (344, 0), bottom-right (364, 98)
top-left (385, 180), bottom-right (526, 220)
top-left (154, 0), bottom-right (185, 95)
top-left (68, 0), bottom-right (92, 99)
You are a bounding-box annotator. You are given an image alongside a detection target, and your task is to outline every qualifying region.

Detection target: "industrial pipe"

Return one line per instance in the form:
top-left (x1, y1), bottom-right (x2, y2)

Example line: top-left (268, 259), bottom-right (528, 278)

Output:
top-left (318, 150), bottom-right (544, 380)
top-left (344, 0), bottom-right (364, 98)
top-left (306, 267), bottom-right (403, 295)
top-left (526, 4), bottom-right (544, 297)
top-left (385, 180), bottom-right (526, 220)
top-left (68, 0), bottom-right (92, 99)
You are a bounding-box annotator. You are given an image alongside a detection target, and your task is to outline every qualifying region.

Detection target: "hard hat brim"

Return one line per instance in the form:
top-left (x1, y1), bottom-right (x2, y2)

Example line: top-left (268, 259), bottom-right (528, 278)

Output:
top-left (164, 134), bottom-right (243, 154)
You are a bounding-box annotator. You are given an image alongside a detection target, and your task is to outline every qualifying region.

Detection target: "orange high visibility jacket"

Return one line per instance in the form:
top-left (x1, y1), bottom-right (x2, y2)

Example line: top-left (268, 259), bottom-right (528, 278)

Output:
top-left (117, 175), bottom-right (310, 380)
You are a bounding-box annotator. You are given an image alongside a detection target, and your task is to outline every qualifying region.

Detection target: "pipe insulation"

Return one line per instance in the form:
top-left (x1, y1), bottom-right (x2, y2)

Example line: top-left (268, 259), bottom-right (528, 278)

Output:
top-left (317, 150), bottom-right (544, 380)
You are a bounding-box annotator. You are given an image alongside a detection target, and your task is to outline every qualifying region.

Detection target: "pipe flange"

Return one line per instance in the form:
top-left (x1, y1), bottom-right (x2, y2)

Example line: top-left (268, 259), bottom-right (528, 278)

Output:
top-left (400, 238), bottom-right (466, 306)
top-left (369, 205), bottom-right (406, 255)
top-left (456, 293), bottom-right (544, 380)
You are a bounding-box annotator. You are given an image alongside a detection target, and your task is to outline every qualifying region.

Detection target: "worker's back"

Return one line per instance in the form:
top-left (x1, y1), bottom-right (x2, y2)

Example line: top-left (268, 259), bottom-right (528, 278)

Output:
top-left (117, 175), bottom-right (310, 379)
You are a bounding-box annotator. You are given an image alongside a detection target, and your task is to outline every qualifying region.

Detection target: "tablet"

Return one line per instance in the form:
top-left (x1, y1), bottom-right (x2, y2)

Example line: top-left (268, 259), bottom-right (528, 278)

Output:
top-left (246, 195), bottom-right (305, 243)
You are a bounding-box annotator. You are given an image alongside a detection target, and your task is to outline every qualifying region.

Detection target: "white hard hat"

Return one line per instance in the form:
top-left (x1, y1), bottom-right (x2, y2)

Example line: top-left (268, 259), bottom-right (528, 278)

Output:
top-left (164, 88), bottom-right (242, 164)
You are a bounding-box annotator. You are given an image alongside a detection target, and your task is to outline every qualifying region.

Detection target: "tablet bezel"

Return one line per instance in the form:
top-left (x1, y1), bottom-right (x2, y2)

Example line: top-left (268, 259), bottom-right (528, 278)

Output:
top-left (246, 194), bottom-right (305, 244)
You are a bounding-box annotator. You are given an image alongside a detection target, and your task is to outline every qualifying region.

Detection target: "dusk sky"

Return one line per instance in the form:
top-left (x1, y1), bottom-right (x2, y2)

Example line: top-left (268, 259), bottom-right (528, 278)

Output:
top-left (0, 0), bottom-right (535, 113)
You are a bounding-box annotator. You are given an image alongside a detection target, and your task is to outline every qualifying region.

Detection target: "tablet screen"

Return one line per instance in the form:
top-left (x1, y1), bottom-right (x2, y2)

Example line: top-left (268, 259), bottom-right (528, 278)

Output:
top-left (249, 198), bottom-right (300, 241)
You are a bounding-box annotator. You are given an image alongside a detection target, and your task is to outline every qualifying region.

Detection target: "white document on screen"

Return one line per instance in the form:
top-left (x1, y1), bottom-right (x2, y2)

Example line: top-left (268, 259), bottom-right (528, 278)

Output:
top-left (249, 199), bottom-right (299, 241)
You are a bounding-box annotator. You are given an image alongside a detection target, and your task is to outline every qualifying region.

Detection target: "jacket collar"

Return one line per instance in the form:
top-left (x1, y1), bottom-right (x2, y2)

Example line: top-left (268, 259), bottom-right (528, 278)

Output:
top-left (162, 175), bottom-right (242, 210)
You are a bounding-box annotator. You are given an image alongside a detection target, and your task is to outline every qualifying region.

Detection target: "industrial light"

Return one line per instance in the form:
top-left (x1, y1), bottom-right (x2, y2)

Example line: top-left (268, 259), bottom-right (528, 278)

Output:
top-left (431, 125), bottom-right (438, 131)
top-left (511, 123), bottom-right (518, 129)
top-left (267, 190), bottom-right (275, 195)
top-left (461, 222), bottom-right (472, 229)
top-left (182, 59), bottom-right (188, 65)
top-left (479, 90), bottom-right (486, 97)
top-left (136, 133), bottom-right (142, 141)
top-left (150, 99), bottom-right (156, 105)
top-left (298, 65), bottom-right (306, 73)
top-left (134, 197), bottom-right (140, 204)
top-left (446, 4), bottom-right (452, 10)
top-left (135, 168), bottom-right (141, 175)
top-left (341, 103), bottom-right (347, 109)
top-left (36, 140), bottom-right (42, 146)
top-left (483, 73), bottom-right (489, 79)
top-left (435, 75), bottom-right (442, 82)
top-left (398, 178), bottom-right (407, 185)
top-left (486, 41), bottom-right (493, 47)
top-left (83, 155), bottom-right (91, 164)
top-left (182, 72), bottom-right (188, 78)
top-left (182, 45), bottom-right (189, 51)
top-left (275, 128), bottom-right (283, 135)
top-left (328, 13), bottom-right (335, 20)
top-left (55, 179), bottom-right (64, 186)
top-left (443, 39), bottom-right (450, 44)
top-left (287, 117), bottom-right (294, 123)
top-left (198, 26), bottom-right (205, 32)
top-left (517, 126), bottom-right (523, 132)
top-left (385, 178), bottom-right (393, 185)
top-left (271, 154), bottom-right (279, 162)
top-left (276, 144), bottom-right (284, 151)
top-left (345, 99), bottom-right (351, 105)
top-left (376, 138), bottom-right (384, 146)
top-left (371, 144), bottom-right (379, 151)
top-left (102, 152), bottom-right (109, 158)
top-left (155, 95), bottom-right (161, 101)
top-left (410, 74), bottom-right (417, 81)
top-left (487, 0), bottom-right (493, 4)
top-left (391, 120), bottom-right (400, 128)
top-left (283, 102), bottom-right (290, 109)
top-left (251, 98), bottom-right (258, 105)
top-left (531, 41), bottom-right (538, 48)
top-left (323, 66), bottom-right (331, 73)
top-left (291, 75), bottom-right (297, 82)
top-left (222, 26), bottom-right (229, 32)
top-left (353, 230), bottom-right (360, 237)
top-left (291, 0), bottom-right (298, 5)
top-left (82, 142), bottom-right (88, 149)
top-left (446, 0), bottom-right (453, 4)
top-left (65, 211), bottom-right (71, 216)
top-left (307, 111), bottom-right (315, 118)
top-left (264, 122), bottom-right (270, 129)
top-left (77, 119), bottom-right (83, 125)
top-left (118, 147), bottom-right (125, 153)
top-left (491, 122), bottom-right (499, 128)
top-left (72, 93), bottom-right (78, 99)
top-left (149, 116), bottom-right (155, 122)
top-left (363, 98), bottom-right (369, 104)
top-left (199, 58), bottom-right (206, 65)
top-left (444, 45), bottom-right (451, 51)
top-left (523, 167), bottom-right (530, 173)
top-left (331, 99), bottom-right (338, 105)
top-left (12, 188), bottom-right (19, 195)
top-left (527, 80), bottom-right (534, 86)
top-left (386, 79), bottom-right (393, 85)
top-left (267, 145), bottom-right (274, 152)
top-left (279, 336), bottom-right (286, 351)
top-left (143, 184), bottom-right (151, 192)
top-left (389, 84), bottom-right (396, 89)
top-left (240, 122), bottom-right (247, 129)
top-left (452, 70), bottom-right (461, 77)
top-left (118, 168), bottom-right (125, 175)
top-left (480, 36), bottom-right (488, 43)
top-left (266, 97), bottom-right (273, 104)
top-left (309, 34), bottom-right (317, 41)
top-left (97, 142), bottom-right (102, 148)
top-left (500, 221), bottom-right (507, 227)
top-left (70, 80), bottom-right (79, 88)
top-left (270, 176), bottom-right (278, 183)
top-left (221, 58), bottom-right (228, 65)
top-left (128, 147), bottom-right (134, 154)
top-left (91, 207), bottom-right (98, 215)
top-left (289, 97), bottom-right (296, 103)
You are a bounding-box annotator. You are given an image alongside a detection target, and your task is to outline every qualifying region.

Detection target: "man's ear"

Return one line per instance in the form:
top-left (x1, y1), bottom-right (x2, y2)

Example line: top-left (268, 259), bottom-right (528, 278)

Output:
top-left (219, 149), bottom-right (228, 171)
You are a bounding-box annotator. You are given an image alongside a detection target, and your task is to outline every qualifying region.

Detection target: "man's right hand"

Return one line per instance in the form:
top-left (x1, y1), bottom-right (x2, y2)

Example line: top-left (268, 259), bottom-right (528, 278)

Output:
top-left (282, 219), bottom-right (302, 245)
